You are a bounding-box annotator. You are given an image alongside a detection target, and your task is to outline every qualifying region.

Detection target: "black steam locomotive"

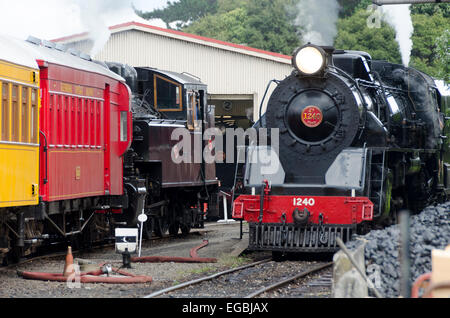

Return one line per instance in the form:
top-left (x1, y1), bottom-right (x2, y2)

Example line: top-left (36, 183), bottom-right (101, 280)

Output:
top-left (106, 63), bottom-right (219, 238)
top-left (233, 44), bottom-right (449, 254)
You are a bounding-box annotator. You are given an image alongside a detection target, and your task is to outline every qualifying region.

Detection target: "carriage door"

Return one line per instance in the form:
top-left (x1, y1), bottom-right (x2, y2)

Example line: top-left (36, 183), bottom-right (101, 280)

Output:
top-left (103, 84), bottom-right (111, 193)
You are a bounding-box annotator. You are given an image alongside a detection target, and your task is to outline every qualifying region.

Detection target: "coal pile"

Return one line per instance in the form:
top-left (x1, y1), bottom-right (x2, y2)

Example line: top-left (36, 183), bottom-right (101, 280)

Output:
top-left (346, 202), bottom-right (450, 298)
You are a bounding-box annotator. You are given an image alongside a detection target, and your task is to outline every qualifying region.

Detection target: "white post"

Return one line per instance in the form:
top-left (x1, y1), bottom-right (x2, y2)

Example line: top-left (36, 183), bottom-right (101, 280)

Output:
top-left (223, 193), bottom-right (228, 222)
top-left (137, 212), bottom-right (148, 257)
top-left (218, 192), bottom-right (235, 224)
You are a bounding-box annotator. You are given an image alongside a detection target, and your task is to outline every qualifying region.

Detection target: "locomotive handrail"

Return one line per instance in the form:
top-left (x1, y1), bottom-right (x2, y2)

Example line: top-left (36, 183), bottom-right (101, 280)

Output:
top-left (258, 79), bottom-right (280, 126)
top-left (356, 78), bottom-right (407, 93)
top-left (372, 71), bottom-right (392, 131)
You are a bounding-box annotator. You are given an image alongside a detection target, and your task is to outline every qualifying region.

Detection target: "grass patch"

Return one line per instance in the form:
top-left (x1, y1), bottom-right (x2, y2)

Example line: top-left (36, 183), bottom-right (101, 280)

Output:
top-left (218, 254), bottom-right (252, 268)
top-left (188, 266), bottom-right (216, 275)
top-left (175, 254), bottom-right (253, 279)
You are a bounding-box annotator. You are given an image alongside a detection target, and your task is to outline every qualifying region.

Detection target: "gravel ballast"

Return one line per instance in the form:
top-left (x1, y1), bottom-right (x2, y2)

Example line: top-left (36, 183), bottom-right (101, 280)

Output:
top-left (346, 202), bottom-right (450, 298)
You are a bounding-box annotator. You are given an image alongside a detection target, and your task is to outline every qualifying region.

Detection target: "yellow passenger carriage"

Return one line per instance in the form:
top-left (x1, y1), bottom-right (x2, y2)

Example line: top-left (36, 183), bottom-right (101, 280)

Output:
top-left (0, 37), bottom-right (40, 259)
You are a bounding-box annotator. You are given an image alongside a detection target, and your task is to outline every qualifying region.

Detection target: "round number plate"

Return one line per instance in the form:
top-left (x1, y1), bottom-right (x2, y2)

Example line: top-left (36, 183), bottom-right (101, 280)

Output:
top-left (301, 106), bottom-right (323, 128)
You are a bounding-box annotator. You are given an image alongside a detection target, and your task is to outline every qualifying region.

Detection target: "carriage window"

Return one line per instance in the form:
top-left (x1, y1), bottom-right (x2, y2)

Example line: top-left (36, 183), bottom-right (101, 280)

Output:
top-left (120, 111), bottom-right (127, 142)
top-left (71, 97), bottom-right (76, 146)
top-left (187, 92), bottom-right (201, 130)
top-left (57, 95), bottom-right (62, 145)
top-left (84, 99), bottom-right (89, 145)
top-left (49, 94), bottom-right (55, 145)
top-left (90, 101), bottom-right (95, 146)
top-left (11, 85), bottom-right (19, 142)
top-left (77, 99), bottom-right (82, 145)
top-left (30, 89), bottom-right (38, 144)
top-left (64, 96), bottom-right (69, 145)
top-left (1, 83), bottom-right (10, 141)
top-left (187, 92), bottom-right (194, 130)
top-left (154, 75), bottom-right (182, 111)
top-left (96, 101), bottom-right (101, 146)
top-left (21, 87), bottom-right (29, 143)
top-left (194, 93), bottom-right (201, 129)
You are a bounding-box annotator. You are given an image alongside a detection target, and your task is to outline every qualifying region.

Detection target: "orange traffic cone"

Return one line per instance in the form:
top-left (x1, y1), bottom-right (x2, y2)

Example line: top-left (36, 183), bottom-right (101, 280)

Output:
top-left (63, 246), bottom-right (75, 277)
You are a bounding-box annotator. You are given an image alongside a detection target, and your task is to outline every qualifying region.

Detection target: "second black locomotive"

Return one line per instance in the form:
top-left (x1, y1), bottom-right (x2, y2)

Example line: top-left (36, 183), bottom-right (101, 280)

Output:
top-left (107, 63), bottom-right (219, 238)
top-left (233, 44), bottom-right (449, 254)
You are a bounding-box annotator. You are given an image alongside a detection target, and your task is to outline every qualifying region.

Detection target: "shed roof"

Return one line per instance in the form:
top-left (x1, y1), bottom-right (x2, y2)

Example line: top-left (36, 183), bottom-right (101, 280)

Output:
top-left (19, 37), bottom-right (124, 82)
top-left (53, 21), bottom-right (292, 65)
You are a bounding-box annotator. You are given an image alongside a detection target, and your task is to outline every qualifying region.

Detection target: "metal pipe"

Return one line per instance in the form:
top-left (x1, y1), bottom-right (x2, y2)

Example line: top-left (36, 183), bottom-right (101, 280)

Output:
top-left (17, 212), bottom-right (25, 247)
top-left (373, 0), bottom-right (449, 5)
top-left (399, 210), bottom-right (411, 298)
top-left (336, 237), bottom-right (383, 298)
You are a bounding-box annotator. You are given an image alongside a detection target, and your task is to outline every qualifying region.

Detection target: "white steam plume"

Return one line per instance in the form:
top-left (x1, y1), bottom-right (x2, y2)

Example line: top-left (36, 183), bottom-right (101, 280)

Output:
top-left (382, 4), bottom-right (414, 66)
top-left (295, 0), bottom-right (340, 46)
top-left (75, 0), bottom-right (139, 56)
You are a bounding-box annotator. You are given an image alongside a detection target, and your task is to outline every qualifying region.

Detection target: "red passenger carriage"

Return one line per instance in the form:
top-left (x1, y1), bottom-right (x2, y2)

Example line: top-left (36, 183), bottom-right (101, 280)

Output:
top-left (24, 38), bottom-right (132, 247)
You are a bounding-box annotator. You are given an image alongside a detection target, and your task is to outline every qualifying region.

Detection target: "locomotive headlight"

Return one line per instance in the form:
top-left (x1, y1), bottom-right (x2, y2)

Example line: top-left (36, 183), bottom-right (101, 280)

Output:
top-left (292, 44), bottom-right (326, 76)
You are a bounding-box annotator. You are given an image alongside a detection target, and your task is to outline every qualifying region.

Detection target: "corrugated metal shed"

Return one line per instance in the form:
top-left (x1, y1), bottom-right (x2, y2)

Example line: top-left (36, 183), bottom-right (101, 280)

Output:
top-left (53, 21), bottom-right (294, 121)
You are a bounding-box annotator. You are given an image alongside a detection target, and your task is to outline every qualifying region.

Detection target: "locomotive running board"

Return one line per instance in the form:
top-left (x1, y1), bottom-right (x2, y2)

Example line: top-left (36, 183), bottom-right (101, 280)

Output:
top-left (248, 223), bottom-right (356, 253)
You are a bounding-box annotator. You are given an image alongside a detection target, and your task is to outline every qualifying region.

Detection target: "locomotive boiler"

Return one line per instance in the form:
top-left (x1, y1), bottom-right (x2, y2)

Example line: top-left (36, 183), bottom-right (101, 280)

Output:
top-left (232, 44), bottom-right (449, 256)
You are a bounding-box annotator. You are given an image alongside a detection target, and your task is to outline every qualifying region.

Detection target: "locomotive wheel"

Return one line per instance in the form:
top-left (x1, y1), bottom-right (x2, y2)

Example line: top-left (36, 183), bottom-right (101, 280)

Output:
top-left (169, 222), bottom-right (180, 236)
top-left (154, 217), bottom-right (169, 238)
top-left (143, 217), bottom-right (155, 239)
top-left (153, 205), bottom-right (169, 238)
top-left (180, 207), bottom-right (193, 236)
top-left (180, 224), bottom-right (191, 236)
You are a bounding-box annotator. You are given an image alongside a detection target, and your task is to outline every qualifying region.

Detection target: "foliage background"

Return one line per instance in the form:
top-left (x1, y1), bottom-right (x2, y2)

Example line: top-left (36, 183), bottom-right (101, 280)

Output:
top-left (136, 0), bottom-right (449, 80)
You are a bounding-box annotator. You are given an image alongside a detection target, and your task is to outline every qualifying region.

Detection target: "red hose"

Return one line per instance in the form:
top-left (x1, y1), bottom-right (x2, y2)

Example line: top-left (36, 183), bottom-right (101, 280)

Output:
top-left (18, 241), bottom-right (215, 284)
top-left (18, 267), bottom-right (152, 284)
top-left (411, 272), bottom-right (432, 298)
top-left (131, 240), bottom-right (217, 264)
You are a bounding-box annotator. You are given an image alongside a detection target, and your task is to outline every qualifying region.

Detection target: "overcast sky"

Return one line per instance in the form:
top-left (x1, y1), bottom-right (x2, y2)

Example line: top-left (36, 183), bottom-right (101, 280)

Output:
top-left (0, 0), bottom-right (169, 40)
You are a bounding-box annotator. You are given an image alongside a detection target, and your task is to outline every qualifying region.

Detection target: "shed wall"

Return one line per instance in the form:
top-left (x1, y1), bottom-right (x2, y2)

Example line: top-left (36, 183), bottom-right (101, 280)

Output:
top-left (64, 29), bottom-right (293, 120)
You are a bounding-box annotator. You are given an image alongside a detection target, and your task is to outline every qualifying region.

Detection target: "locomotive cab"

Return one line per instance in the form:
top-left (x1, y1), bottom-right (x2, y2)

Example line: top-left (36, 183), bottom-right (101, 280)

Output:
top-left (134, 68), bottom-right (207, 130)
top-left (233, 44), bottom-right (447, 254)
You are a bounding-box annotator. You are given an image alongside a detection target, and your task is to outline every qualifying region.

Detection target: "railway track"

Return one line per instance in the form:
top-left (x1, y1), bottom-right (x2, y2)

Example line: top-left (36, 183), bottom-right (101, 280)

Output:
top-left (245, 262), bottom-right (333, 298)
top-left (144, 259), bottom-right (271, 298)
top-left (0, 227), bottom-right (206, 271)
top-left (143, 260), bottom-right (333, 298)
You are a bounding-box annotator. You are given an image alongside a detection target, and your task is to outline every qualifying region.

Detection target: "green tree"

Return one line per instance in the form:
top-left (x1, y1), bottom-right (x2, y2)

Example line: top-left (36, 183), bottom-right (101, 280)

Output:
top-left (334, 8), bottom-right (401, 63)
top-left (338, 0), bottom-right (372, 18)
top-left (184, 0), bottom-right (301, 55)
top-left (435, 29), bottom-right (449, 82)
top-left (183, 7), bottom-right (249, 44)
top-left (410, 12), bottom-right (449, 79)
top-left (135, 0), bottom-right (219, 29)
top-left (410, 3), bottom-right (450, 18)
